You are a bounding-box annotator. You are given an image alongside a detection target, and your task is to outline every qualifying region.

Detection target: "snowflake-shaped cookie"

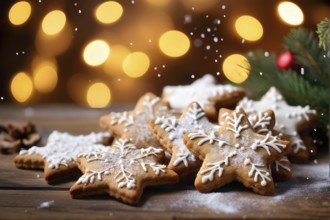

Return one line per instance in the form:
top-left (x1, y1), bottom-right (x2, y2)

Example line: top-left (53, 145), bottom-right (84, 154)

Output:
top-left (162, 74), bottom-right (245, 118)
top-left (184, 108), bottom-right (289, 195)
top-left (100, 93), bottom-right (171, 148)
top-left (14, 131), bottom-right (110, 184)
top-left (150, 102), bottom-right (217, 177)
top-left (237, 87), bottom-right (317, 162)
top-left (219, 108), bottom-right (292, 181)
top-left (70, 138), bottom-right (178, 204)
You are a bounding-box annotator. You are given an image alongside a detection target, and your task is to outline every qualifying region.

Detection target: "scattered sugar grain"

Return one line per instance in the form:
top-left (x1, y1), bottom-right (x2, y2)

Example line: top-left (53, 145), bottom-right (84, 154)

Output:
top-left (37, 200), bottom-right (55, 209)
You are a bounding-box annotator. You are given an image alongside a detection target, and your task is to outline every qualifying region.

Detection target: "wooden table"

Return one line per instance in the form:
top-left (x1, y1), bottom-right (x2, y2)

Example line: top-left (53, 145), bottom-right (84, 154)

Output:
top-left (0, 105), bottom-right (329, 219)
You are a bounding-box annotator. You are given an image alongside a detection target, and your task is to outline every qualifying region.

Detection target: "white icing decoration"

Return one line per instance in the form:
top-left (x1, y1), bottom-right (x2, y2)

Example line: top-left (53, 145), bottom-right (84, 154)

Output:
top-left (244, 158), bottom-right (271, 186)
top-left (290, 135), bottom-right (307, 154)
top-left (226, 111), bottom-right (248, 138)
top-left (76, 139), bottom-right (166, 189)
top-left (237, 87), bottom-right (317, 155)
top-left (186, 109), bottom-right (285, 188)
top-left (142, 96), bottom-right (161, 115)
top-left (154, 103), bottom-right (215, 168)
top-left (19, 131), bottom-right (109, 169)
top-left (200, 152), bottom-right (236, 183)
top-left (188, 130), bottom-right (226, 147)
top-left (108, 94), bottom-right (169, 147)
top-left (155, 116), bottom-right (177, 135)
top-left (250, 133), bottom-right (286, 155)
top-left (187, 102), bottom-right (206, 121)
top-left (274, 156), bottom-right (291, 172)
top-left (162, 74), bottom-right (242, 111)
top-left (248, 112), bottom-right (271, 134)
top-left (110, 112), bottom-right (134, 127)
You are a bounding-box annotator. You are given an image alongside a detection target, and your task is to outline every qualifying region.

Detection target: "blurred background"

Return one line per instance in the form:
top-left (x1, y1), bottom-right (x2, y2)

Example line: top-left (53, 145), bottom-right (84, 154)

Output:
top-left (0, 0), bottom-right (329, 108)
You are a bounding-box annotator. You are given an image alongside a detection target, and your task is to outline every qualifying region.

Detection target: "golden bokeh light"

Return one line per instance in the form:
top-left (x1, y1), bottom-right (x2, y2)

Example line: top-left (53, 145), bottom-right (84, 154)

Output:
top-left (235, 16), bottom-right (263, 41)
top-left (122, 52), bottom-right (150, 78)
top-left (95, 1), bottom-right (123, 24)
top-left (10, 72), bottom-right (33, 103)
top-left (83, 40), bottom-right (110, 66)
top-left (8, 1), bottom-right (32, 25)
top-left (159, 30), bottom-right (190, 57)
top-left (87, 82), bottom-right (111, 108)
top-left (36, 24), bottom-right (72, 57)
top-left (33, 63), bottom-right (58, 93)
top-left (277, 1), bottom-right (304, 26)
top-left (103, 44), bottom-right (130, 76)
top-left (42, 10), bottom-right (66, 35)
top-left (222, 54), bottom-right (250, 84)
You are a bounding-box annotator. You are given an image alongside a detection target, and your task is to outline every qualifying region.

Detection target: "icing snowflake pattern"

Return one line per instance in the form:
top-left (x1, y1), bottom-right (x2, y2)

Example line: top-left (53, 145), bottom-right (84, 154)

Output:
top-left (162, 74), bottom-right (244, 113)
top-left (226, 111), bottom-right (248, 138)
top-left (244, 158), bottom-right (271, 186)
top-left (250, 133), bottom-right (287, 155)
top-left (274, 156), bottom-right (291, 172)
top-left (19, 131), bottom-right (109, 169)
top-left (200, 152), bottom-right (236, 183)
top-left (153, 102), bottom-right (216, 169)
top-left (185, 108), bottom-right (289, 193)
top-left (248, 112), bottom-right (271, 134)
top-left (237, 87), bottom-right (317, 157)
top-left (102, 93), bottom-right (170, 148)
top-left (76, 139), bottom-right (167, 189)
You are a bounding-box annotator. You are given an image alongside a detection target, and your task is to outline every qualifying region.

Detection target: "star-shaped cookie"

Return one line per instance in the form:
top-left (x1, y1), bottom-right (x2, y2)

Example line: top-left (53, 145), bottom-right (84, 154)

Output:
top-left (219, 108), bottom-right (292, 181)
top-left (183, 108), bottom-right (290, 195)
top-left (100, 92), bottom-right (171, 148)
top-left (70, 138), bottom-right (178, 205)
top-left (237, 87), bottom-right (317, 162)
top-left (162, 74), bottom-right (245, 119)
top-left (14, 131), bottom-right (110, 184)
top-left (150, 102), bottom-right (217, 177)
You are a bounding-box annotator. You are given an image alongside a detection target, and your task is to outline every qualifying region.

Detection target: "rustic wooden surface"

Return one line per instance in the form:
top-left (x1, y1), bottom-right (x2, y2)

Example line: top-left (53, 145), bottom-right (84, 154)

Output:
top-left (0, 105), bottom-right (329, 220)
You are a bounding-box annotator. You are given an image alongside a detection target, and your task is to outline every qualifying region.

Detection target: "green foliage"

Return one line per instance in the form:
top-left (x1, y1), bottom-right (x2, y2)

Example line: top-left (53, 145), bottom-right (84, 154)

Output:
top-left (316, 18), bottom-right (330, 51)
top-left (242, 26), bottom-right (329, 130)
top-left (284, 28), bottom-right (329, 87)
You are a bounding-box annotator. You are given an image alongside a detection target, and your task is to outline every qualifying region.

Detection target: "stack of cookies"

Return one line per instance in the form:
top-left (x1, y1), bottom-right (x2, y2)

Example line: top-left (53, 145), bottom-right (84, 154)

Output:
top-left (14, 74), bottom-right (318, 205)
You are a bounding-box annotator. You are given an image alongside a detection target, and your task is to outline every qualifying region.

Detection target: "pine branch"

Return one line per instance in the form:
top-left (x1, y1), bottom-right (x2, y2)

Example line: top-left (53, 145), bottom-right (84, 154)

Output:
top-left (284, 28), bottom-right (329, 87)
top-left (242, 51), bottom-right (329, 130)
top-left (316, 18), bottom-right (330, 51)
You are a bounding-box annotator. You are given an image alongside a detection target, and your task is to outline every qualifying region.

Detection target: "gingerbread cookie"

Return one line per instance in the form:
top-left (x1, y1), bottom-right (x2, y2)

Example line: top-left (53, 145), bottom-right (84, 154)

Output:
top-left (150, 102), bottom-right (217, 177)
top-left (184, 108), bottom-right (290, 195)
top-left (162, 74), bottom-right (245, 119)
top-left (15, 131), bottom-right (110, 184)
top-left (70, 138), bottom-right (178, 205)
top-left (219, 108), bottom-right (292, 181)
top-left (237, 87), bottom-right (317, 162)
top-left (100, 93), bottom-right (171, 149)
top-left (0, 122), bottom-right (40, 154)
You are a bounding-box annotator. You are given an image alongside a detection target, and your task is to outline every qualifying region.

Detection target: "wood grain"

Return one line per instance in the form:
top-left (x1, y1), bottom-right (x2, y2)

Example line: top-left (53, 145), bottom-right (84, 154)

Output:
top-left (0, 105), bottom-right (329, 219)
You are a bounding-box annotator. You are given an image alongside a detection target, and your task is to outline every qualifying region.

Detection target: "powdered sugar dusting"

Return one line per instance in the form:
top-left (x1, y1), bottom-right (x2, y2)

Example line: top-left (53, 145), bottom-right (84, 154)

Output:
top-left (144, 157), bottom-right (329, 214)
